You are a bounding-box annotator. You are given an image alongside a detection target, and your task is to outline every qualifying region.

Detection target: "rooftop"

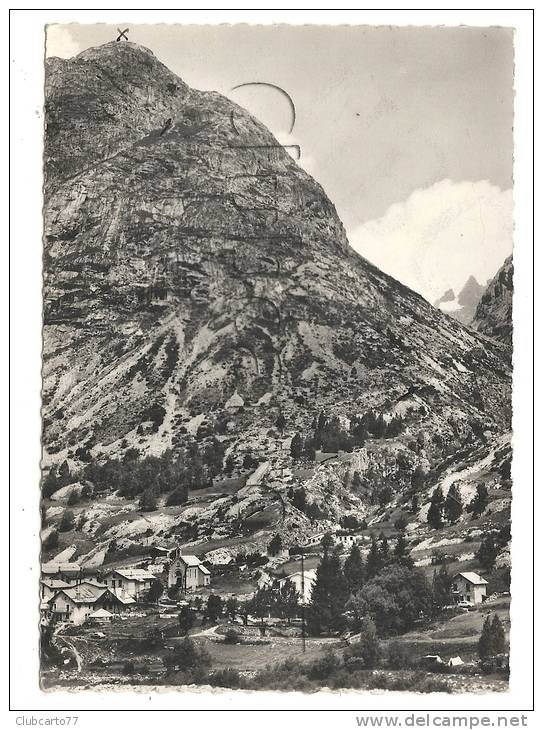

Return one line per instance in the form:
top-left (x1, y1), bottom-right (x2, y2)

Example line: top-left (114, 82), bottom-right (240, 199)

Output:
top-left (279, 569), bottom-right (317, 583)
top-left (42, 562), bottom-right (81, 575)
top-left (57, 584), bottom-right (108, 604)
top-left (105, 568), bottom-right (155, 581)
top-left (178, 555), bottom-right (203, 567)
top-left (40, 578), bottom-right (71, 589)
top-left (89, 608), bottom-right (114, 618)
top-left (455, 571), bottom-right (488, 585)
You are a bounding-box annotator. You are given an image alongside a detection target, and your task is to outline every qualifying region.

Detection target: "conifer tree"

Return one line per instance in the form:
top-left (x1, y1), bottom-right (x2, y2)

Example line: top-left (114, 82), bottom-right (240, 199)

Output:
top-left (267, 533), bottom-right (282, 556)
top-left (225, 596), bottom-right (239, 622)
top-left (365, 535), bottom-right (382, 579)
top-left (491, 614), bottom-right (506, 655)
top-left (275, 412), bottom-right (286, 432)
top-left (276, 580), bottom-right (299, 623)
top-left (292, 487), bottom-right (307, 513)
top-left (411, 465), bottom-right (426, 489)
top-left (444, 483), bottom-right (463, 523)
top-left (379, 532), bottom-right (390, 564)
top-left (178, 605), bottom-right (194, 636)
top-left (478, 615), bottom-right (494, 659)
top-left (308, 550), bottom-right (348, 635)
top-left (317, 411), bottom-right (327, 431)
top-left (477, 534), bottom-right (499, 570)
top-left (479, 613), bottom-right (507, 659)
top-left (431, 564), bottom-right (452, 612)
top-left (343, 543), bottom-right (365, 594)
top-left (320, 531), bottom-right (334, 555)
top-left (290, 433), bottom-right (304, 461)
top-left (393, 533), bottom-right (413, 567)
top-left (427, 486), bottom-right (444, 529)
top-left (469, 482), bottom-right (489, 518)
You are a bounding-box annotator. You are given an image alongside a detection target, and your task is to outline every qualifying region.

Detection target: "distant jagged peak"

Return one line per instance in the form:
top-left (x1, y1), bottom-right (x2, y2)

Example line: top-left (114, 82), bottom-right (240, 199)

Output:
top-left (434, 275), bottom-right (485, 325)
top-left (433, 288), bottom-right (455, 307)
top-left (457, 275), bottom-right (484, 307)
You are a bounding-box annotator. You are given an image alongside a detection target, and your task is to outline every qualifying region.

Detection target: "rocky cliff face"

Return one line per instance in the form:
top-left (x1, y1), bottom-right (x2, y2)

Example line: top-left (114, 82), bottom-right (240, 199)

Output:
top-left (471, 256), bottom-right (513, 346)
top-left (43, 42), bottom-right (511, 465)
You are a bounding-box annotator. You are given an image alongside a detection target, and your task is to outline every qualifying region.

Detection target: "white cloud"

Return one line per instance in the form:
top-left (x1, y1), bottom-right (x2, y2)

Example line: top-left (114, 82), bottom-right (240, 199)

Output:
top-left (45, 25), bottom-right (80, 59)
top-left (348, 179), bottom-right (513, 303)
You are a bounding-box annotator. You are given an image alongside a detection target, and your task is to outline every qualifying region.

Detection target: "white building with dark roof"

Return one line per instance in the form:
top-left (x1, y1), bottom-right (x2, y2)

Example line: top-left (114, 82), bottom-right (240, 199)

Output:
top-left (40, 578), bottom-right (71, 602)
top-left (451, 572), bottom-right (488, 604)
top-left (49, 583), bottom-right (124, 625)
top-left (101, 568), bottom-right (156, 602)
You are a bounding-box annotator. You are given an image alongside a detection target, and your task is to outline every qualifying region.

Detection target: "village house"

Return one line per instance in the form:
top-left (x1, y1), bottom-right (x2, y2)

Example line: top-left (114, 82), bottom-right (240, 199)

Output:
top-left (168, 551), bottom-right (211, 590)
top-left (40, 578), bottom-right (71, 602)
top-left (451, 572), bottom-right (488, 605)
top-left (48, 583), bottom-right (126, 625)
top-left (101, 568), bottom-right (156, 601)
top-left (41, 561), bottom-right (84, 584)
top-left (333, 532), bottom-right (365, 548)
top-left (149, 546), bottom-right (171, 559)
top-left (277, 568), bottom-right (317, 604)
top-left (301, 532), bottom-right (326, 550)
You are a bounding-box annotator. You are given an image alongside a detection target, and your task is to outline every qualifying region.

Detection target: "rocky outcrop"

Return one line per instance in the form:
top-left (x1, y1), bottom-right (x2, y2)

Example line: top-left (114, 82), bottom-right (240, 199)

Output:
top-left (42, 42), bottom-right (512, 464)
top-left (471, 256), bottom-right (513, 346)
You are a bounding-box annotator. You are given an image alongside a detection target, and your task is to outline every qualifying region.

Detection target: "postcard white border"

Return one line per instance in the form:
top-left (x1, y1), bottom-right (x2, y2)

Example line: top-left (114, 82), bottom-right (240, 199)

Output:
top-left (7, 4), bottom-right (536, 722)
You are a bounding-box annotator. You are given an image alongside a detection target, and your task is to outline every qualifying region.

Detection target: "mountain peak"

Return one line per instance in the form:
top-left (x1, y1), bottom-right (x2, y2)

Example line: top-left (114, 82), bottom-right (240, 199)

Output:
top-left (75, 40), bottom-right (158, 61)
top-left (44, 41), bottom-right (190, 188)
top-left (42, 45), bottom-right (512, 463)
top-left (457, 275), bottom-right (483, 307)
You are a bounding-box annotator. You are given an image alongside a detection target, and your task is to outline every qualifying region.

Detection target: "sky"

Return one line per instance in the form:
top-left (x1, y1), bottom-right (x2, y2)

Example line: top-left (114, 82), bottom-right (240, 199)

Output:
top-left (46, 23), bottom-right (514, 303)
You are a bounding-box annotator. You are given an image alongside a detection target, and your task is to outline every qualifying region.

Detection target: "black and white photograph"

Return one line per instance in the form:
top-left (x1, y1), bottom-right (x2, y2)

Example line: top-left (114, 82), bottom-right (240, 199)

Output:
top-left (7, 7), bottom-right (536, 718)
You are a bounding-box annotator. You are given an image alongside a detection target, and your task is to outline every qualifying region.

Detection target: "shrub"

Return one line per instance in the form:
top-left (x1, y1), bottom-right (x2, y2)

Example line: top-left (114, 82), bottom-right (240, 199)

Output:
top-left (387, 641), bottom-right (412, 669)
top-left (209, 668), bottom-right (244, 688)
top-left (139, 487), bottom-right (158, 512)
top-left (162, 637), bottom-right (211, 673)
top-left (344, 617), bottom-right (381, 668)
top-left (307, 648), bottom-right (342, 680)
top-left (122, 660), bottom-right (135, 675)
top-left (330, 669), bottom-right (356, 689)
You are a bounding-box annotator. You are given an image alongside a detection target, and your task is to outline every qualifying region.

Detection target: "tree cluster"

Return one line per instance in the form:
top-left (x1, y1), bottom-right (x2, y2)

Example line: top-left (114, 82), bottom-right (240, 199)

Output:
top-left (476, 534), bottom-right (499, 570)
top-left (244, 582), bottom-right (300, 627)
top-left (49, 439), bottom-right (226, 510)
top-left (478, 614), bottom-right (506, 659)
top-left (427, 483), bottom-right (465, 529)
top-left (308, 532), bottom-right (429, 637)
top-left (467, 483), bottom-right (489, 518)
